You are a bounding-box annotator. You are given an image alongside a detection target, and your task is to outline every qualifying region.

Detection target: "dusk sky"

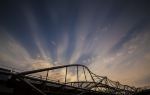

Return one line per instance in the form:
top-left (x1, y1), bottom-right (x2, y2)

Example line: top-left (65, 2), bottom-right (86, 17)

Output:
top-left (0, 0), bottom-right (150, 87)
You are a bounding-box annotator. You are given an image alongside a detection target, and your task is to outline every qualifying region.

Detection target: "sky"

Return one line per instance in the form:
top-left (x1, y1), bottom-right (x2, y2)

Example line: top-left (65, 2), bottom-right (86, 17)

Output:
top-left (0, 0), bottom-right (150, 87)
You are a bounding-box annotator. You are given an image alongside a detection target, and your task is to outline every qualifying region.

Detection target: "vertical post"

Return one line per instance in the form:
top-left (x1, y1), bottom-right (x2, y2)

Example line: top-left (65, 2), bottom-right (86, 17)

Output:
top-left (77, 66), bottom-right (79, 87)
top-left (65, 67), bottom-right (67, 83)
top-left (46, 70), bottom-right (49, 81)
top-left (105, 77), bottom-right (108, 91)
top-left (83, 67), bottom-right (87, 82)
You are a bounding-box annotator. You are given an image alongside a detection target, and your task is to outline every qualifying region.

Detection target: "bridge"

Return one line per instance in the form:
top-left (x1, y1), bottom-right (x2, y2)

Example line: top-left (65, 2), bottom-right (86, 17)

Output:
top-left (0, 64), bottom-right (149, 95)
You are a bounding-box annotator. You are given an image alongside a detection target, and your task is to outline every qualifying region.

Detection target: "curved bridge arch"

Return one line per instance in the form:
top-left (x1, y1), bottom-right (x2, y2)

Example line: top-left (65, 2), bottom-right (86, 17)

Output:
top-left (15, 64), bottom-right (138, 95)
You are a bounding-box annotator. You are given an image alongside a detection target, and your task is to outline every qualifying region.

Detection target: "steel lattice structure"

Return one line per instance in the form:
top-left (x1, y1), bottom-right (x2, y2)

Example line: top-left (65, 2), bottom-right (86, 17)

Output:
top-left (12, 64), bottom-right (139, 95)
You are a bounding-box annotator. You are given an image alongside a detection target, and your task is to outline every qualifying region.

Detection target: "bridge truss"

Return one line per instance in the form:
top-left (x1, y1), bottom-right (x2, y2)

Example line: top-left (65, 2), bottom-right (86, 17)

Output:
top-left (8, 64), bottom-right (139, 95)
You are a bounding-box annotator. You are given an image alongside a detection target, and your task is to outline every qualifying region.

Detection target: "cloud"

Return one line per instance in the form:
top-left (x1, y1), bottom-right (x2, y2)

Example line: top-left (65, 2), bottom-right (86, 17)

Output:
top-left (50, 41), bottom-right (56, 46)
top-left (88, 26), bottom-right (150, 87)
top-left (56, 32), bottom-right (69, 65)
top-left (23, 5), bottom-right (55, 64)
top-left (0, 29), bottom-right (54, 71)
top-left (0, 1), bottom-right (150, 88)
top-left (111, 18), bottom-right (149, 52)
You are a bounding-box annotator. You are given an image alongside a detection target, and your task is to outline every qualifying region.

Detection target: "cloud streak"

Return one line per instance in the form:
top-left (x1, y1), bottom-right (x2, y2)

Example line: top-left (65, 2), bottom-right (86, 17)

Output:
top-left (0, 29), bottom-right (54, 71)
top-left (0, 0), bottom-right (150, 87)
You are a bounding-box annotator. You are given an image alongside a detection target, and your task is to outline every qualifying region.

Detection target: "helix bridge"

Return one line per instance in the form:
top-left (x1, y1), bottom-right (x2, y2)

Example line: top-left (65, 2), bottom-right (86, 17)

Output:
top-left (0, 64), bottom-right (149, 95)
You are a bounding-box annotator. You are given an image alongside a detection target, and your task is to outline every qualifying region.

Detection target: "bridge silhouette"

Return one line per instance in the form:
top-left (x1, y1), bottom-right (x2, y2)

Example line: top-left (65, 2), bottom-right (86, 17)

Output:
top-left (0, 64), bottom-right (148, 95)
